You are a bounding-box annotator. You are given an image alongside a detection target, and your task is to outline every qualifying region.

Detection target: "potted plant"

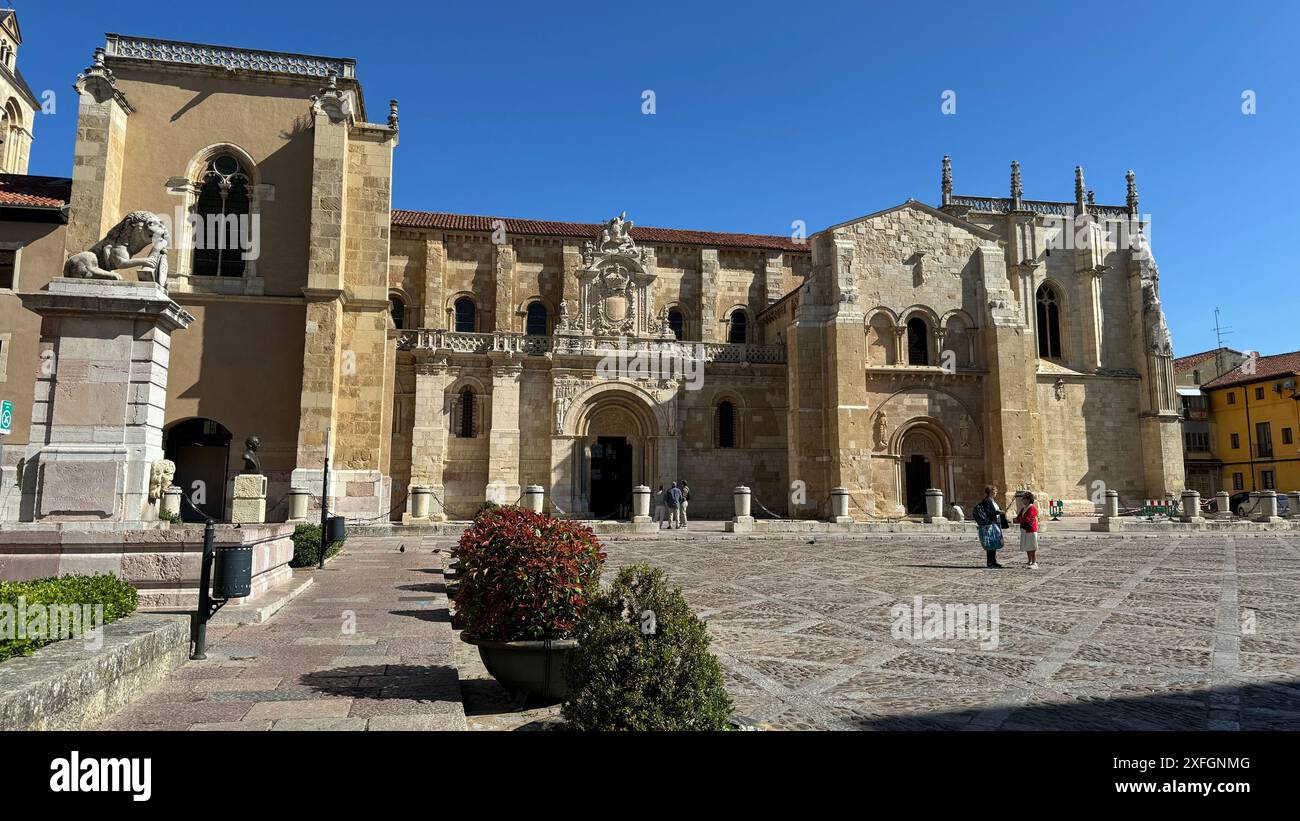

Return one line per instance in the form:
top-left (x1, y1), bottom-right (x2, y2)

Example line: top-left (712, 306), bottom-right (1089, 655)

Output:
top-left (452, 506), bottom-right (605, 702)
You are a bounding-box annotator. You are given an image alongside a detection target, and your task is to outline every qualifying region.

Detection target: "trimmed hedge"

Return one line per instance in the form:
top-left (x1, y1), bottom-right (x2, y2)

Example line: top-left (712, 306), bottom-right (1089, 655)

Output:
top-left (289, 523), bottom-right (345, 568)
top-left (0, 574), bottom-right (139, 663)
top-left (562, 564), bottom-right (733, 731)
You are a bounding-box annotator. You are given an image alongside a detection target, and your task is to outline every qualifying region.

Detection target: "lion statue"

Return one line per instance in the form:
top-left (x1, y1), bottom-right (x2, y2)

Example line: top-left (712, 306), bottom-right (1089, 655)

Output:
top-left (64, 210), bottom-right (170, 289)
top-left (148, 458), bottom-right (176, 503)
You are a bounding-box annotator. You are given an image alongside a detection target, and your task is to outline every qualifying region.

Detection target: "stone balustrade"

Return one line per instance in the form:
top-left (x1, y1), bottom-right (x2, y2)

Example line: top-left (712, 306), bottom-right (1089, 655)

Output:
top-left (398, 329), bottom-right (786, 364)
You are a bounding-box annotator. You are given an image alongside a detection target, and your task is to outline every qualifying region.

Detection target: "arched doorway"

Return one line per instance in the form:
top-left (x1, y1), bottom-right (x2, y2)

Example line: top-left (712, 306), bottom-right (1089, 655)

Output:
top-left (164, 418), bottom-right (232, 521)
top-left (563, 386), bottom-right (669, 519)
top-left (898, 425), bottom-right (948, 516)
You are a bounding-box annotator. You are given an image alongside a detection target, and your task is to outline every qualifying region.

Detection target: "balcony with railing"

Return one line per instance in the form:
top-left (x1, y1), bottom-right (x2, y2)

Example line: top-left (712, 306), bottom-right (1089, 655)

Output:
top-left (396, 330), bottom-right (787, 365)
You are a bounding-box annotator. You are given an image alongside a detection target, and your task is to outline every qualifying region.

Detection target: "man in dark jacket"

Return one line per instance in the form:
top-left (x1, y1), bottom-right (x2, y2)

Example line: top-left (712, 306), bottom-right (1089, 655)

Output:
top-left (666, 482), bottom-right (682, 529)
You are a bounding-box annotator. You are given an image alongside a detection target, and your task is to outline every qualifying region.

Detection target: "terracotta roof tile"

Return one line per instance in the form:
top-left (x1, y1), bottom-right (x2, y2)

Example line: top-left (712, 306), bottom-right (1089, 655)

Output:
top-left (1202, 350), bottom-right (1300, 390)
top-left (391, 209), bottom-right (810, 252)
top-left (1173, 346), bottom-right (1241, 371)
top-left (0, 174), bottom-right (71, 208)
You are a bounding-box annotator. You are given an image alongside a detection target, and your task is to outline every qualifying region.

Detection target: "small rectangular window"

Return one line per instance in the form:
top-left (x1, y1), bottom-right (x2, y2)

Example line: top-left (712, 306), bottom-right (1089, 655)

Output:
top-left (1256, 387), bottom-right (1265, 400)
top-left (1231, 433), bottom-right (1240, 449)
top-left (1227, 392), bottom-right (1236, 405)
top-left (0, 248), bottom-right (15, 289)
top-left (1233, 472), bottom-right (1244, 491)
top-left (1284, 428), bottom-right (1294, 445)
top-left (1262, 470), bottom-right (1276, 490)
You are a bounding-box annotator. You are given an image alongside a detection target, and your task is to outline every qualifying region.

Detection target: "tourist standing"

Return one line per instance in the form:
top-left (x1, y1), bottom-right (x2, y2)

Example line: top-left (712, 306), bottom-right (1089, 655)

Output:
top-left (653, 484), bottom-right (666, 528)
top-left (972, 485), bottom-right (1005, 569)
top-left (1015, 491), bottom-right (1041, 569)
top-left (666, 482), bottom-right (682, 529)
top-left (679, 480), bottom-right (690, 528)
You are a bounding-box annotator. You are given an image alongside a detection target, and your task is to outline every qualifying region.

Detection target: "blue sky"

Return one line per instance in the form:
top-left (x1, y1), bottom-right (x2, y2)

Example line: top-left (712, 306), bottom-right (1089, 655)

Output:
top-left (11, 0), bottom-right (1298, 356)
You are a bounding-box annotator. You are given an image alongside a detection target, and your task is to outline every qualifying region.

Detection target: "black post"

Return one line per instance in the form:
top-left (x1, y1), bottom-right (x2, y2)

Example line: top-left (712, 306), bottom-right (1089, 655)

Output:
top-left (191, 516), bottom-right (216, 660)
top-left (318, 430), bottom-right (331, 569)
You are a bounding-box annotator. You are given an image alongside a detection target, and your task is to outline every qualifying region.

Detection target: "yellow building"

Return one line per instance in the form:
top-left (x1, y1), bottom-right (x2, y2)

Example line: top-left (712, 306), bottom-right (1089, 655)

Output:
top-left (1203, 351), bottom-right (1300, 496)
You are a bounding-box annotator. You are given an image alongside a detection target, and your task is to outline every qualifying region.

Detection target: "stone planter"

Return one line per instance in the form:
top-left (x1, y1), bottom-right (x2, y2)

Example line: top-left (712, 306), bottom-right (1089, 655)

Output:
top-left (460, 634), bottom-right (578, 702)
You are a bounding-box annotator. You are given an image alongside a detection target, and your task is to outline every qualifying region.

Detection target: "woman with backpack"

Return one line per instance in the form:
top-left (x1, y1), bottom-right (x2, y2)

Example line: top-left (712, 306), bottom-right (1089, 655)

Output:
top-left (973, 485), bottom-right (1006, 569)
top-left (1014, 491), bottom-right (1041, 570)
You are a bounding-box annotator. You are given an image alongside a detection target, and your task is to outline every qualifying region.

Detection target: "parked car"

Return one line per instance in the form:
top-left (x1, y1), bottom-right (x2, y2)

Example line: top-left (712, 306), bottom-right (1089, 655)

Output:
top-left (1229, 491), bottom-right (1290, 517)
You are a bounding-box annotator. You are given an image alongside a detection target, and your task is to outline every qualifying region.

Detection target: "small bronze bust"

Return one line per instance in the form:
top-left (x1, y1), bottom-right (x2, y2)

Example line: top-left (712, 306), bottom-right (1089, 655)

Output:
top-left (241, 436), bottom-right (262, 475)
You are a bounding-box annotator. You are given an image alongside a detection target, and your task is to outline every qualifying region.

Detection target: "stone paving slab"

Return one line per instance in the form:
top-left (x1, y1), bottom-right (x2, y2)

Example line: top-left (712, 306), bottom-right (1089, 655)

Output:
top-left (98, 537), bottom-right (467, 731)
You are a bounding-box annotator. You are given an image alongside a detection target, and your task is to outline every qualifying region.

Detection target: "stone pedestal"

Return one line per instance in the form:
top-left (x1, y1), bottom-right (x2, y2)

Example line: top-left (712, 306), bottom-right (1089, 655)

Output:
top-left (1103, 489), bottom-right (1120, 520)
top-left (13, 279), bottom-right (193, 523)
top-left (631, 485), bottom-right (651, 522)
top-left (1216, 491), bottom-right (1232, 519)
top-left (727, 486), bottom-right (755, 532)
top-left (160, 485), bottom-right (182, 519)
top-left (1288, 491), bottom-right (1300, 520)
top-left (523, 484), bottom-right (545, 515)
top-left (829, 487), bottom-right (852, 524)
top-left (287, 487), bottom-right (310, 522)
top-left (405, 485), bottom-right (431, 522)
top-left (924, 488), bottom-right (947, 524)
top-left (1254, 490), bottom-right (1282, 523)
top-left (231, 474), bottom-right (267, 524)
top-left (1180, 489), bottom-right (1204, 523)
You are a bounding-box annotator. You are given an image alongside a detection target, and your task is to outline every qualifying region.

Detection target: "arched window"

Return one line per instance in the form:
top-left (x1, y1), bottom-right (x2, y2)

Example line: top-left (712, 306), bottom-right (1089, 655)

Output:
top-left (717, 401), bottom-right (736, 448)
top-left (389, 294), bottom-right (406, 330)
top-left (454, 297), bottom-right (476, 333)
top-left (667, 307), bottom-right (684, 341)
top-left (728, 309), bottom-right (748, 344)
top-left (1036, 284), bottom-right (1063, 359)
top-left (192, 153), bottom-right (250, 278)
top-left (907, 317), bottom-right (929, 366)
top-left (455, 389), bottom-right (476, 438)
top-left (525, 302), bottom-right (548, 336)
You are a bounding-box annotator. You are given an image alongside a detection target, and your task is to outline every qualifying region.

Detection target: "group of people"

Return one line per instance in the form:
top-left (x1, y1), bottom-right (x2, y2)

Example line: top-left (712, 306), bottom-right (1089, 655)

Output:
top-left (653, 481), bottom-right (691, 529)
top-left (972, 485), bottom-right (1041, 570)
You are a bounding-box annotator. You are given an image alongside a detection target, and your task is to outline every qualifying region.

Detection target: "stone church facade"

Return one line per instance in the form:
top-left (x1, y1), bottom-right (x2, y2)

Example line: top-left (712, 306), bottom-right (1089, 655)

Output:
top-left (0, 25), bottom-right (1184, 523)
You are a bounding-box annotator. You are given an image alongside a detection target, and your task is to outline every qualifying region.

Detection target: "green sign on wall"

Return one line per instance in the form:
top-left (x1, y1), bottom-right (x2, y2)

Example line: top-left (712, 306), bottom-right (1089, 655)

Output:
top-left (0, 400), bottom-right (12, 436)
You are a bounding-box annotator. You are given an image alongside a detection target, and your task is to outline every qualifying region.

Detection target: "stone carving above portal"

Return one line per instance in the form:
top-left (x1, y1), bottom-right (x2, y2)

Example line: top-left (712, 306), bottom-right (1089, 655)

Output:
top-left (64, 211), bottom-right (171, 290)
top-left (574, 212), bottom-right (667, 338)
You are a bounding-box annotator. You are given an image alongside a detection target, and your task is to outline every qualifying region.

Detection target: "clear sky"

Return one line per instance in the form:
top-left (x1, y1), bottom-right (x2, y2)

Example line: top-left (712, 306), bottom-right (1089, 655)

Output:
top-left (10, 0), bottom-right (1298, 357)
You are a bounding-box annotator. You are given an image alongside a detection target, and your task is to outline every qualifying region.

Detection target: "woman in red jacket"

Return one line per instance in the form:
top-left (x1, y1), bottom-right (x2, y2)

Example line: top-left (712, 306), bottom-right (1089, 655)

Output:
top-left (1014, 491), bottom-right (1040, 570)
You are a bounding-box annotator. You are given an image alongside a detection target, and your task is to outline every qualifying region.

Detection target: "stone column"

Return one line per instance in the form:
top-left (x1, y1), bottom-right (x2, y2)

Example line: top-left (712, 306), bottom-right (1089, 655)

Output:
top-left (524, 484), bottom-right (545, 515)
top-left (1180, 489), bottom-right (1204, 523)
top-left (493, 243), bottom-right (516, 333)
top-left (409, 485), bottom-right (432, 519)
top-left (1288, 491), bottom-right (1300, 519)
top-left (287, 487), bottom-right (310, 522)
top-left (631, 485), bottom-right (651, 521)
top-left (161, 485), bottom-right (182, 519)
top-left (17, 280), bottom-right (193, 522)
top-left (1216, 490), bottom-right (1232, 519)
top-left (66, 51), bottom-right (132, 266)
top-left (763, 252), bottom-right (784, 307)
top-left (982, 251), bottom-right (1038, 506)
top-left (924, 488), bottom-right (947, 523)
top-left (1255, 490), bottom-right (1281, 523)
top-left (727, 485), bottom-right (755, 533)
top-left (1104, 488), bottom-right (1120, 519)
top-left (409, 360), bottom-right (450, 520)
top-left (830, 487), bottom-right (852, 524)
top-left (485, 358), bottom-right (522, 505)
top-left (699, 248), bottom-right (719, 341)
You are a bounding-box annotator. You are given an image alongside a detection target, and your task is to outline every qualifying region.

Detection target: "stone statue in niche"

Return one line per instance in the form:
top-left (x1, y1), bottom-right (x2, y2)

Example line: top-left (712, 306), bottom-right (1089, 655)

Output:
top-left (874, 410), bottom-right (890, 449)
top-left (957, 416), bottom-right (972, 448)
top-left (241, 436), bottom-right (262, 475)
top-left (557, 299), bottom-right (571, 331)
top-left (64, 211), bottom-right (171, 290)
top-left (1054, 379), bottom-right (1066, 401)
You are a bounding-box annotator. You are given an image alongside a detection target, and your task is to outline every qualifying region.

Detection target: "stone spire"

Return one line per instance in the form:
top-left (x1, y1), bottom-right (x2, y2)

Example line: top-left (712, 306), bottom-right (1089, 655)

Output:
top-left (1074, 165), bottom-right (1087, 214)
top-left (941, 155), bottom-right (952, 206)
top-left (1126, 169), bottom-right (1139, 215)
top-left (1010, 161), bottom-right (1023, 210)
top-left (74, 46), bottom-right (133, 112)
top-left (388, 99), bottom-right (399, 131)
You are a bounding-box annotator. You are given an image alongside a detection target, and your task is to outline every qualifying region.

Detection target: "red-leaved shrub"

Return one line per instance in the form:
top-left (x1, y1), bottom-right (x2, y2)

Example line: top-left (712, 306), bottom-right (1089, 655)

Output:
top-left (453, 506), bottom-right (606, 642)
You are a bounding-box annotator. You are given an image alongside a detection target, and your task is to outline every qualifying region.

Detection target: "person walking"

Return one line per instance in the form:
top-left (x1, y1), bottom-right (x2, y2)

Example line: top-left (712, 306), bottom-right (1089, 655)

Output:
top-left (666, 481), bottom-right (682, 529)
top-left (1014, 491), bottom-right (1041, 569)
top-left (653, 484), bottom-right (667, 529)
top-left (679, 480), bottom-right (690, 528)
top-left (972, 485), bottom-right (1006, 569)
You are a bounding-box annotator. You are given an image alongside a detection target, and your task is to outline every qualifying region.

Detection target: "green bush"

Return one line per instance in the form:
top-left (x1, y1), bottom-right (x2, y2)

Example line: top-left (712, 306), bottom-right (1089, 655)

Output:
top-left (0, 574), bottom-right (138, 663)
top-left (158, 509), bottom-right (181, 524)
top-left (562, 564), bottom-right (733, 731)
top-left (289, 523), bottom-right (345, 568)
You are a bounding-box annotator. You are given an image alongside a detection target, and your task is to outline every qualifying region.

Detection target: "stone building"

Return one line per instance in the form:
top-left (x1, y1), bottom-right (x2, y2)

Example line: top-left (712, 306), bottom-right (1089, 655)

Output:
top-left (0, 23), bottom-right (1185, 523)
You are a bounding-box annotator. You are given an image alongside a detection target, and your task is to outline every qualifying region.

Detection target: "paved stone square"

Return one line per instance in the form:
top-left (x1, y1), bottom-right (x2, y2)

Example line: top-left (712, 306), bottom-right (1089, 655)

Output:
top-left (590, 528), bottom-right (1300, 730)
top-left (100, 536), bottom-right (466, 731)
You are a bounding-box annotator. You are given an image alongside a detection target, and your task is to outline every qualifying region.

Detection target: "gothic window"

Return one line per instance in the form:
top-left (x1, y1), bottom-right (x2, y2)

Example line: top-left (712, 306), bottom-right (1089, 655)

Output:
top-left (728, 309), bottom-right (748, 344)
top-left (1036, 283), bottom-right (1063, 359)
top-left (454, 388), bottom-right (476, 438)
top-left (907, 317), bottom-right (929, 366)
top-left (389, 294), bottom-right (406, 330)
top-left (525, 302), bottom-right (548, 336)
top-left (192, 153), bottom-right (251, 278)
top-left (454, 297), bottom-right (476, 333)
top-left (717, 401), bottom-right (736, 448)
top-left (667, 307), bottom-right (684, 341)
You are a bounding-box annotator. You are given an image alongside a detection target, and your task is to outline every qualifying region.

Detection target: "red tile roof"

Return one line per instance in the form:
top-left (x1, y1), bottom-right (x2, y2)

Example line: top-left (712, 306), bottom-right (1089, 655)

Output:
top-left (0, 174), bottom-right (71, 208)
top-left (1202, 350), bottom-right (1300, 390)
top-left (391, 209), bottom-right (810, 252)
top-left (1173, 346), bottom-right (1242, 371)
